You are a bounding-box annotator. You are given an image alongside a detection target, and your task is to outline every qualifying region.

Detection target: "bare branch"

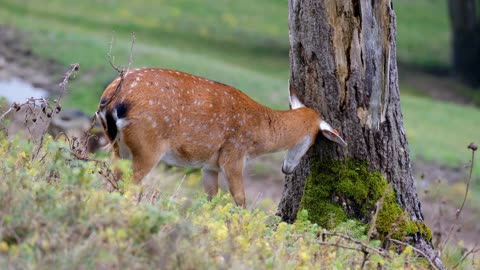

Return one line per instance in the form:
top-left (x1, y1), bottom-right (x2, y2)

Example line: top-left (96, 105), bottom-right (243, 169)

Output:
top-left (107, 33), bottom-right (122, 73)
top-left (0, 107), bottom-right (13, 122)
top-left (321, 232), bottom-right (389, 257)
top-left (440, 143), bottom-right (477, 252)
top-left (452, 244), bottom-right (480, 270)
top-left (99, 32), bottom-right (136, 111)
top-left (456, 144), bottom-right (476, 219)
top-left (126, 32), bottom-right (136, 72)
top-left (388, 238), bottom-right (440, 270)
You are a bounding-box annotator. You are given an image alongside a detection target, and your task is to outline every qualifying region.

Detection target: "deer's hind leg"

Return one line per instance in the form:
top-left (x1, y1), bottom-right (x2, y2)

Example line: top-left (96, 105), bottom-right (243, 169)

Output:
top-left (220, 156), bottom-right (246, 208)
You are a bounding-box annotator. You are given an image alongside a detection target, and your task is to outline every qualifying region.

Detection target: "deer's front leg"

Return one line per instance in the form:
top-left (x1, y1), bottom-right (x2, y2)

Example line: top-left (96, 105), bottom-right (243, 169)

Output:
top-left (202, 167), bottom-right (219, 200)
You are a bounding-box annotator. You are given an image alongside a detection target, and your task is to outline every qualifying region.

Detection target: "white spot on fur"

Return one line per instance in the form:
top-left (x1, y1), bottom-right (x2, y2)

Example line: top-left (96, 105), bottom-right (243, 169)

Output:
top-left (149, 100), bottom-right (154, 105)
top-left (130, 81), bottom-right (137, 88)
top-left (153, 121), bottom-right (157, 128)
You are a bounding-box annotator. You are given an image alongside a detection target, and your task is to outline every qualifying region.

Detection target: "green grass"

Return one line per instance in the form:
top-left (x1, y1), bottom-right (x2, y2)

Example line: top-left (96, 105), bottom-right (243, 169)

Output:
top-left (395, 0), bottom-right (451, 69)
top-left (1, 0), bottom-right (478, 174)
top-left (402, 95), bottom-right (480, 170)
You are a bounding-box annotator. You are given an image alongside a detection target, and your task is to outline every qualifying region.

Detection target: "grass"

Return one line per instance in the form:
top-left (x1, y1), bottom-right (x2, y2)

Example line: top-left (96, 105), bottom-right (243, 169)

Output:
top-left (395, 0), bottom-right (451, 70)
top-left (0, 1), bottom-right (478, 172)
top-left (402, 95), bottom-right (480, 174)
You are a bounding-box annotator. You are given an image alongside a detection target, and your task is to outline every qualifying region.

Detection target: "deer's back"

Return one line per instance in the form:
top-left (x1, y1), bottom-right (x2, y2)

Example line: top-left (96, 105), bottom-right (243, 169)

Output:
top-left (100, 68), bottom-right (270, 166)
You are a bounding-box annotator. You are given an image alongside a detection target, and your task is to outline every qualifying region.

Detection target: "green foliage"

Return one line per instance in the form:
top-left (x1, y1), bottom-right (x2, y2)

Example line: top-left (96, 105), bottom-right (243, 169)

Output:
top-left (0, 134), bottom-right (447, 269)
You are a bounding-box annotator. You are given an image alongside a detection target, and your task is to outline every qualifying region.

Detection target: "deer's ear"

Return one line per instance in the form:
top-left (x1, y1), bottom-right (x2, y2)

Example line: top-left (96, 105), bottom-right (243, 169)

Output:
top-left (288, 80), bottom-right (305, 110)
top-left (319, 120), bottom-right (347, 146)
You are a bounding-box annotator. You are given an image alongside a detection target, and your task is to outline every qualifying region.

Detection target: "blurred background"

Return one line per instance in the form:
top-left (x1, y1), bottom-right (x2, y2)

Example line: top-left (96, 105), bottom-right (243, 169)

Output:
top-left (0, 0), bottom-right (479, 247)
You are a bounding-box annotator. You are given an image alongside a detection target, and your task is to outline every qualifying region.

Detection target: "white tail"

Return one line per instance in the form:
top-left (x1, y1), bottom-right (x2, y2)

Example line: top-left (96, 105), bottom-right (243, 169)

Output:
top-left (98, 68), bottom-right (346, 207)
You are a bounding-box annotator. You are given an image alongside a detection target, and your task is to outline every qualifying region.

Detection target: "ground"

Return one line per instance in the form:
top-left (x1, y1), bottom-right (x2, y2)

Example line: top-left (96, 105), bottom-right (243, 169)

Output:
top-left (1, 25), bottom-right (478, 250)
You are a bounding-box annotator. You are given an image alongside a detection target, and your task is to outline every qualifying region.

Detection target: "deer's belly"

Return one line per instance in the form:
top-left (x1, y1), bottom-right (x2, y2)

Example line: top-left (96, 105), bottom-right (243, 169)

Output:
top-left (160, 150), bottom-right (206, 168)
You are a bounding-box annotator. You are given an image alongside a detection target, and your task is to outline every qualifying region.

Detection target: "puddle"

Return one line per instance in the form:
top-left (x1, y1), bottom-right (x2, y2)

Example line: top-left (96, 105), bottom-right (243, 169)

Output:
top-left (0, 77), bottom-right (49, 103)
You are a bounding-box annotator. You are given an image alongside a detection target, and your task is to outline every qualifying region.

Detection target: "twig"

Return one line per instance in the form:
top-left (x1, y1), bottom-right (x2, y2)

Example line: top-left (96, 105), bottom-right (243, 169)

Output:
top-left (388, 238), bottom-right (439, 270)
top-left (127, 32), bottom-right (136, 73)
top-left (32, 64), bottom-right (79, 160)
top-left (69, 148), bottom-right (119, 191)
top-left (456, 144), bottom-right (476, 219)
top-left (107, 34), bottom-right (122, 73)
top-left (100, 32), bottom-right (136, 111)
top-left (315, 240), bottom-right (365, 253)
top-left (452, 244), bottom-right (480, 269)
top-left (170, 175), bottom-right (186, 201)
top-left (440, 143), bottom-right (477, 252)
top-left (0, 107), bottom-right (13, 122)
top-left (322, 232), bottom-right (389, 257)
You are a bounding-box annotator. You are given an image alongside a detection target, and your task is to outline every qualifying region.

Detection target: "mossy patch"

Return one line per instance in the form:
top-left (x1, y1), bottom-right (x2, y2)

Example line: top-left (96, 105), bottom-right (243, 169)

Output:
top-left (376, 190), bottom-right (432, 241)
top-left (300, 159), bottom-right (432, 241)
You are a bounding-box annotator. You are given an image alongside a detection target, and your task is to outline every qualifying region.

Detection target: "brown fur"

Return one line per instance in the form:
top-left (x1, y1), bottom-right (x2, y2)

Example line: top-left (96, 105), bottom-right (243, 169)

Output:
top-left (99, 68), bottom-right (331, 207)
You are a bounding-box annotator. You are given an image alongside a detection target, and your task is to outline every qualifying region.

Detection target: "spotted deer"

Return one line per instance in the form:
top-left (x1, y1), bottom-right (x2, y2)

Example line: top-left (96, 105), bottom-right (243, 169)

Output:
top-left (97, 68), bottom-right (346, 207)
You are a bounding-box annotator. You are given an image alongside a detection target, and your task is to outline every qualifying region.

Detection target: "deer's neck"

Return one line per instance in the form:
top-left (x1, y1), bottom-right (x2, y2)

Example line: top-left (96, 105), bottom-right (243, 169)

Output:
top-left (250, 108), bottom-right (318, 157)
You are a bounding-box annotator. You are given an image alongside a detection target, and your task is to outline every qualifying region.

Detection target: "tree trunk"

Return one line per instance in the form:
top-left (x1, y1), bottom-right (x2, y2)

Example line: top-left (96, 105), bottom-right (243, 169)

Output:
top-left (449, 0), bottom-right (480, 87)
top-left (277, 0), bottom-right (443, 268)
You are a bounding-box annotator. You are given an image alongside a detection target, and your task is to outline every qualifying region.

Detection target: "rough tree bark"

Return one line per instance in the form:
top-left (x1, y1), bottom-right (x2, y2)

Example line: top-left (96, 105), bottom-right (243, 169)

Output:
top-left (449, 0), bottom-right (480, 87)
top-left (277, 0), bottom-right (443, 268)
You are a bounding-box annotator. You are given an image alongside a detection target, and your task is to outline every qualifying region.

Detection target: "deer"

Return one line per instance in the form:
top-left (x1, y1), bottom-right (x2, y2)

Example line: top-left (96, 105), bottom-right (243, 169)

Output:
top-left (97, 67), bottom-right (347, 207)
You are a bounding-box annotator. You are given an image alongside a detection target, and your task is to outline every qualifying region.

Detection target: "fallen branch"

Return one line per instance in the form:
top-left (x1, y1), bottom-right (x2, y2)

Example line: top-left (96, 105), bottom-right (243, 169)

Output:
top-left (388, 238), bottom-right (439, 270)
top-left (322, 232), bottom-right (389, 257)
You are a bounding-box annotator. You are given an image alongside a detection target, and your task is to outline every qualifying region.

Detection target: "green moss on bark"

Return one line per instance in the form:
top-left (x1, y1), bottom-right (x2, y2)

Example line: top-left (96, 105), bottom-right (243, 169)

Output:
top-left (300, 160), bottom-right (432, 241)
